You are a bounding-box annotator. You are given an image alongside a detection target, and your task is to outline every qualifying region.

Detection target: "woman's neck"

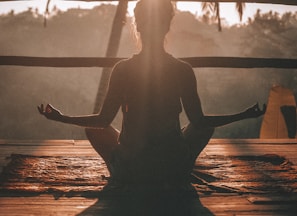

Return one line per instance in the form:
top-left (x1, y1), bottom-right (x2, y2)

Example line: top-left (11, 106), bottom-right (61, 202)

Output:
top-left (140, 43), bottom-right (166, 56)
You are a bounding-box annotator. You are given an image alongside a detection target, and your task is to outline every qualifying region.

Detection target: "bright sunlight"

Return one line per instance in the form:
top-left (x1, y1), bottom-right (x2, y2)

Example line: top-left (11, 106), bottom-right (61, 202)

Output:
top-left (0, 0), bottom-right (296, 25)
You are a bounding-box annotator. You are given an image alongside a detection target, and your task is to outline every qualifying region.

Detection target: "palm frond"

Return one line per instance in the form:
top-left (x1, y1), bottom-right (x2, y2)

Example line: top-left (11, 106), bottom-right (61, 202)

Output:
top-left (201, 2), bottom-right (222, 31)
top-left (201, 2), bottom-right (215, 13)
top-left (236, 2), bottom-right (246, 22)
top-left (214, 2), bottom-right (220, 19)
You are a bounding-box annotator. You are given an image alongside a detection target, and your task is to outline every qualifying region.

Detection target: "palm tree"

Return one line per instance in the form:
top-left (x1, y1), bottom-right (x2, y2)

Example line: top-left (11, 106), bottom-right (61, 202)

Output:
top-left (236, 1), bottom-right (246, 22)
top-left (201, 1), bottom-right (245, 31)
top-left (202, 2), bottom-right (222, 31)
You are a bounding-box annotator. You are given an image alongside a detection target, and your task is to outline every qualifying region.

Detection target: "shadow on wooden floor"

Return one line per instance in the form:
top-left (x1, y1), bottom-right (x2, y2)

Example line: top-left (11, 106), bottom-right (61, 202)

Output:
top-left (77, 191), bottom-right (214, 216)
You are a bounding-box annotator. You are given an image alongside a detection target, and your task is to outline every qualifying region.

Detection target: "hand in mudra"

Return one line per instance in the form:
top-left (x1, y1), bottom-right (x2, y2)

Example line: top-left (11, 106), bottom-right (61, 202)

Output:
top-left (38, 104), bottom-right (63, 121)
top-left (244, 103), bottom-right (266, 118)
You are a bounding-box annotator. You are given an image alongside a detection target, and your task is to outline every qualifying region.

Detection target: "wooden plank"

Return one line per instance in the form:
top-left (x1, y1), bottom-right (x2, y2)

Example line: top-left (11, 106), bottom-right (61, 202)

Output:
top-left (200, 195), bottom-right (297, 215)
top-left (0, 150), bottom-right (99, 157)
top-left (2, 0), bottom-right (297, 6)
top-left (0, 195), bottom-right (296, 216)
top-left (0, 195), bottom-right (97, 205)
top-left (1, 139), bottom-right (297, 160)
top-left (1, 195), bottom-right (295, 216)
top-left (2, 138), bottom-right (297, 145)
top-left (208, 139), bottom-right (297, 145)
top-left (0, 197), bottom-right (95, 206)
top-left (0, 196), bottom-right (97, 216)
top-left (0, 140), bottom-right (296, 216)
top-left (1, 139), bottom-right (297, 157)
top-left (0, 140), bottom-right (75, 145)
top-left (247, 195), bottom-right (297, 204)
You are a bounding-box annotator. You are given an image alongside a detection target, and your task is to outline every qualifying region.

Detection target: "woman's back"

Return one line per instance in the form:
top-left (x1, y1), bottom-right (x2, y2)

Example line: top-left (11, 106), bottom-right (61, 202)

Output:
top-left (109, 53), bottom-right (193, 184)
top-left (118, 53), bottom-right (188, 146)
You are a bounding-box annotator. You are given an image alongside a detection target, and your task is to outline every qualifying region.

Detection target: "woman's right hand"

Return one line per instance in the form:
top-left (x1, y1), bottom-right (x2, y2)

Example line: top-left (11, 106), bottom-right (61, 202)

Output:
top-left (243, 103), bottom-right (266, 118)
top-left (37, 104), bottom-right (63, 121)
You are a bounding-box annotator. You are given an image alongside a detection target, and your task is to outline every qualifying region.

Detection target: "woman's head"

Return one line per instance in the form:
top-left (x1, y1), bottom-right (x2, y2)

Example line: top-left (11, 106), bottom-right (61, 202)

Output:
top-left (134, 0), bottom-right (175, 44)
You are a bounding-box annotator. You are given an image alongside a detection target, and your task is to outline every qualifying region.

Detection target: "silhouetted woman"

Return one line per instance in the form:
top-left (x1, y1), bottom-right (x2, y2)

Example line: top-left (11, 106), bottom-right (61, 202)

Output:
top-left (38, 0), bottom-right (265, 189)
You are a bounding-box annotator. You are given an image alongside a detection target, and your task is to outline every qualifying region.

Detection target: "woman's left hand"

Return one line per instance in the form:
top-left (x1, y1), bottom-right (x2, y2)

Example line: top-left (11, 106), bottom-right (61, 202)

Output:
top-left (37, 104), bottom-right (63, 121)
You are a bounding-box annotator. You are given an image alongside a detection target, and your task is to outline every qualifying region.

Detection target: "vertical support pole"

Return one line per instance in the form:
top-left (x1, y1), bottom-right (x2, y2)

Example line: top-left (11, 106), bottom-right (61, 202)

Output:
top-left (85, 1), bottom-right (128, 170)
top-left (93, 0), bottom-right (128, 113)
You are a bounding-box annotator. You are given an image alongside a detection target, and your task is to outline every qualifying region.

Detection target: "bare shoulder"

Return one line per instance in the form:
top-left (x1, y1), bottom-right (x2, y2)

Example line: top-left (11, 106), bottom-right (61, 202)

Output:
top-left (112, 58), bottom-right (130, 72)
top-left (166, 54), bottom-right (193, 72)
top-left (110, 58), bottom-right (135, 79)
top-left (113, 56), bottom-right (138, 72)
top-left (169, 56), bottom-right (195, 81)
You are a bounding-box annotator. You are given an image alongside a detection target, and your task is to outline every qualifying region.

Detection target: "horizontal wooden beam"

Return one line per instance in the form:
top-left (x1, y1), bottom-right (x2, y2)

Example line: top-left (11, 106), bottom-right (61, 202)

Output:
top-left (0, 0), bottom-right (297, 6)
top-left (64, 0), bottom-right (297, 6)
top-left (1, 56), bottom-right (297, 69)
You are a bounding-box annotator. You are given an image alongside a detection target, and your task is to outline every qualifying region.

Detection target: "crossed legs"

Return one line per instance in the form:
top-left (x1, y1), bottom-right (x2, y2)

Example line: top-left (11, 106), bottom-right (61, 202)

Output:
top-left (86, 124), bottom-right (214, 178)
top-left (85, 126), bottom-right (120, 173)
top-left (182, 124), bottom-right (215, 169)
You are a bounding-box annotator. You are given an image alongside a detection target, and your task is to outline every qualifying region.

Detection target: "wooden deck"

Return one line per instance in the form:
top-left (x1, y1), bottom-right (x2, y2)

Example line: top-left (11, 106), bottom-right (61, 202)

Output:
top-left (0, 139), bottom-right (297, 216)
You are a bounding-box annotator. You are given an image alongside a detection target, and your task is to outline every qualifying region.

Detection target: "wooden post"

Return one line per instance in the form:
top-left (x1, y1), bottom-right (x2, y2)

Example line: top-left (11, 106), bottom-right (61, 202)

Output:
top-left (85, 1), bottom-right (128, 170)
top-left (93, 0), bottom-right (128, 113)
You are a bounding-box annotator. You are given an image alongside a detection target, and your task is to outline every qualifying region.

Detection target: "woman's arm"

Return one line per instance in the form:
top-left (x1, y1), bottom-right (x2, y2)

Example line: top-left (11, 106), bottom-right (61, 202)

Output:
top-left (202, 103), bottom-right (266, 128)
top-left (38, 63), bottom-right (124, 128)
top-left (37, 103), bottom-right (113, 128)
top-left (180, 65), bottom-right (266, 129)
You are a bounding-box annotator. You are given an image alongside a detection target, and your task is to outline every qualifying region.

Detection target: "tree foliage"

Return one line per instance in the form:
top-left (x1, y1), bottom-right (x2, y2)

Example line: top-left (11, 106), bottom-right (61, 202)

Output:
top-left (201, 1), bottom-right (245, 31)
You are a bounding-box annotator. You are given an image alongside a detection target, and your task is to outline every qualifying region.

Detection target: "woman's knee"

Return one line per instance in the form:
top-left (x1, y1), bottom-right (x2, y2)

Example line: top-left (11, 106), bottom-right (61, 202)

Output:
top-left (182, 123), bottom-right (214, 140)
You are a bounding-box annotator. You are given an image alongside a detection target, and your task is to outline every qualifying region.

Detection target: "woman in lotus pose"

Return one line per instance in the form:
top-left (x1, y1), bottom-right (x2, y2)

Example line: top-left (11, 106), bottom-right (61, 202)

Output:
top-left (38, 0), bottom-right (265, 188)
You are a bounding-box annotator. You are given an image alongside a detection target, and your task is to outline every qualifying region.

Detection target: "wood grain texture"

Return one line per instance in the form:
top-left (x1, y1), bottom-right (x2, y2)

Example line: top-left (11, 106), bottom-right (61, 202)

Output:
top-left (0, 139), bottom-right (296, 216)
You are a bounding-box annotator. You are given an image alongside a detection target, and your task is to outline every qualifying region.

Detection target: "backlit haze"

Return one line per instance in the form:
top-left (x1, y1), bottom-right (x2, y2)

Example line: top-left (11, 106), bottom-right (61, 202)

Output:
top-left (1, 1), bottom-right (297, 139)
top-left (0, 0), bottom-right (296, 25)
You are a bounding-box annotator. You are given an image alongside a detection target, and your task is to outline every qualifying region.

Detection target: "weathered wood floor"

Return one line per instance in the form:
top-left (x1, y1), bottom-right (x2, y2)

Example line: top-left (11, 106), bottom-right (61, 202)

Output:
top-left (0, 139), bottom-right (297, 216)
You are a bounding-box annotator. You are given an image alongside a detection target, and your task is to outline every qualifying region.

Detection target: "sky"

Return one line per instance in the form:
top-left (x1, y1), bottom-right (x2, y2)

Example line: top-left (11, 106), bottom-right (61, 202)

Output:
top-left (0, 0), bottom-right (296, 25)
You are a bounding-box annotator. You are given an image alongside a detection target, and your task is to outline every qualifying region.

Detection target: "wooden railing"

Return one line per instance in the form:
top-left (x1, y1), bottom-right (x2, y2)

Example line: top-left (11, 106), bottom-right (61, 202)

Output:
top-left (1, 0), bottom-right (296, 69)
top-left (1, 56), bottom-right (297, 69)
top-left (0, 0), bottom-right (297, 6)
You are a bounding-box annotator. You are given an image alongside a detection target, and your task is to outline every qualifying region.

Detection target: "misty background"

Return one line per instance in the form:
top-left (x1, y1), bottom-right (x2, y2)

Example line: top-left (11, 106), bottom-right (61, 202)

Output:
top-left (1, 4), bottom-right (297, 139)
